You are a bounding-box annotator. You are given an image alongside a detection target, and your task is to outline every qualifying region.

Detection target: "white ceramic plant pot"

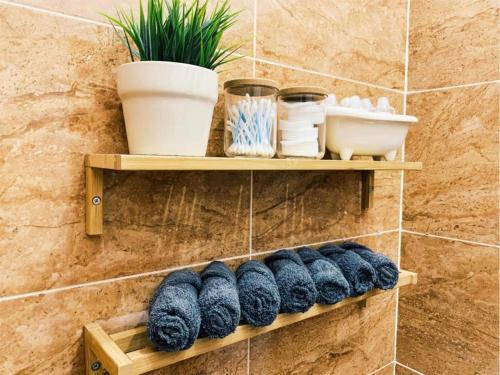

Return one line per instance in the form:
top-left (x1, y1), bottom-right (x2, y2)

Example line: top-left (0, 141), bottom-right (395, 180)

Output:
top-left (117, 61), bottom-right (218, 156)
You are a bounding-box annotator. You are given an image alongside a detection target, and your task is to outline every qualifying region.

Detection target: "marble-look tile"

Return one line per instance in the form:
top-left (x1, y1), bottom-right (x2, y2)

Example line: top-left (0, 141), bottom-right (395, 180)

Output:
top-left (345, 232), bottom-right (399, 264)
top-left (395, 363), bottom-right (421, 375)
top-left (252, 63), bottom-right (403, 252)
top-left (11, 0), bottom-right (254, 54)
top-left (252, 170), bottom-right (401, 252)
top-left (403, 84), bottom-right (499, 244)
top-left (408, 0), bottom-right (499, 90)
top-left (252, 231), bottom-right (400, 268)
top-left (397, 234), bottom-right (499, 375)
top-left (256, 60), bottom-right (404, 114)
top-left (0, 170), bottom-right (251, 295)
top-left (0, 267), bottom-right (248, 374)
top-left (0, 5), bottom-right (251, 296)
top-left (373, 362), bottom-right (396, 375)
top-left (151, 341), bottom-right (247, 375)
top-left (256, 0), bottom-right (407, 89)
top-left (250, 292), bottom-right (397, 375)
top-left (249, 232), bottom-right (399, 375)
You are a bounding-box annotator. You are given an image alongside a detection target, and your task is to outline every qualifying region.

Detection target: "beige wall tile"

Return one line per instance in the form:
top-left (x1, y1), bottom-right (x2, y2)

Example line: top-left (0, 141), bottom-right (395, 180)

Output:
top-left (250, 292), bottom-right (396, 375)
top-left (373, 362), bottom-right (395, 375)
top-left (408, 0), bottom-right (499, 90)
top-left (0, 268), bottom-right (248, 374)
top-left (11, 0), bottom-right (254, 54)
top-left (252, 232), bottom-right (399, 266)
top-left (249, 232), bottom-right (399, 375)
top-left (256, 61), bottom-right (404, 113)
top-left (252, 170), bottom-right (401, 251)
top-left (252, 63), bottom-right (403, 251)
top-left (0, 0), bottom-right (409, 373)
top-left (149, 341), bottom-right (248, 375)
top-left (0, 4), bottom-right (252, 296)
top-left (397, 233), bottom-right (499, 375)
top-left (403, 84), bottom-right (499, 244)
top-left (256, 0), bottom-right (407, 89)
top-left (395, 363), bottom-right (420, 375)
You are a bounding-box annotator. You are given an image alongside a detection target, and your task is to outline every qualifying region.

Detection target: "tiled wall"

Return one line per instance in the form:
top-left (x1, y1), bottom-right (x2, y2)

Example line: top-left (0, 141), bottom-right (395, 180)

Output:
top-left (396, 0), bottom-right (499, 374)
top-left (0, 0), bottom-right (410, 374)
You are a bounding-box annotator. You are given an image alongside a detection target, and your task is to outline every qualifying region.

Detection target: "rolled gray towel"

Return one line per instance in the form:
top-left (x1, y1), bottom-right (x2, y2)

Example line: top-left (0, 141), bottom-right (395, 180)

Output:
top-left (264, 249), bottom-right (317, 313)
top-left (297, 247), bottom-right (351, 304)
top-left (147, 270), bottom-right (202, 352)
top-left (319, 244), bottom-right (376, 297)
top-left (340, 242), bottom-right (399, 290)
top-left (236, 260), bottom-right (280, 327)
top-left (199, 261), bottom-right (240, 338)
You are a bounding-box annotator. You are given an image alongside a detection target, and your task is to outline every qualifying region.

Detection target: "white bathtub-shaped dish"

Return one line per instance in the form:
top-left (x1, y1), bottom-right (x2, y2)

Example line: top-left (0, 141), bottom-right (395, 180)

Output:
top-left (326, 106), bottom-right (418, 160)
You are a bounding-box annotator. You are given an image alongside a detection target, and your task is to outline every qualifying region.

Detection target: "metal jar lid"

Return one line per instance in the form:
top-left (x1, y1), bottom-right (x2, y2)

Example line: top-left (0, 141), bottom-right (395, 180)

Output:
top-left (224, 78), bottom-right (279, 91)
top-left (278, 86), bottom-right (328, 98)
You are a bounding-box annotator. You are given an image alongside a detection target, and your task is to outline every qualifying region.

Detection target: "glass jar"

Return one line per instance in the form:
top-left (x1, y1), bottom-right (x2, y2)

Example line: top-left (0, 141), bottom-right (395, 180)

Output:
top-left (277, 86), bottom-right (328, 159)
top-left (224, 78), bottom-right (279, 158)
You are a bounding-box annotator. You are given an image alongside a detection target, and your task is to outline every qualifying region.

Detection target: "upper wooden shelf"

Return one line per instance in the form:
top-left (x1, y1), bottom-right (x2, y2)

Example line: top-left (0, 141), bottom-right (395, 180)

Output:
top-left (85, 154), bottom-right (422, 171)
top-left (83, 154), bottom-right (422, 235)
top-left (84, 270), bottom-right (417, 375)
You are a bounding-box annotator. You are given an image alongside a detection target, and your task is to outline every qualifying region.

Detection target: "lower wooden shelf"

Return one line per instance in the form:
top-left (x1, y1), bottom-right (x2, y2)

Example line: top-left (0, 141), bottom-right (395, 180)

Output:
top-left (84, 270), bottom-right (417, 375)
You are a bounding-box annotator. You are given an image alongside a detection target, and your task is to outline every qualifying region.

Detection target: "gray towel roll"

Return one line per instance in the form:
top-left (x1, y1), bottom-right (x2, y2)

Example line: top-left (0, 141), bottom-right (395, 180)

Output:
top-left (265, 249), bottom-right (317, 313)
top-left (236, 260), bottom-right (281, 326)
top-left (147, 270), bottom-right (202, 352)
top-left (199, 261), bottom-right (241, 338)
top-left (297, 247), bottom-right (351, 304)
top-left (340, 242), bottom-right (399, 289)
top-left (319, 244), bottom-right (377, 296)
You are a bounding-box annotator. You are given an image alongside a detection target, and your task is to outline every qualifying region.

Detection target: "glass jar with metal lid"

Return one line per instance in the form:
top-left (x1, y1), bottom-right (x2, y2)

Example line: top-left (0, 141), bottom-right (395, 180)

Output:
top-left (277, 86), bottom-right (328, 159)
top-left (224, 78), bottom-right (279, 158)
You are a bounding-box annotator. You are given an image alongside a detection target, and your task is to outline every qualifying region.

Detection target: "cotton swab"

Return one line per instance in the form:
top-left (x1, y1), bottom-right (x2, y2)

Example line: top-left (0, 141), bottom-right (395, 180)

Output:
top-left (226, 94), bottom-right (276, 157)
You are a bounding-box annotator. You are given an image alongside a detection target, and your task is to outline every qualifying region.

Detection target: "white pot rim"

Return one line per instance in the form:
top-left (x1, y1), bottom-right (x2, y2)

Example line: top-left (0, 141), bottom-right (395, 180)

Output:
top-left (118, 60), bottom-right (218, 76)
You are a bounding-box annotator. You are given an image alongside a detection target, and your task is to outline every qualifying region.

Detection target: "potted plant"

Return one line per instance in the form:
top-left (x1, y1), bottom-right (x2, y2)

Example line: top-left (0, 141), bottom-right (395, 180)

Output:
top-left (104, 0), bottom-right (241, 156)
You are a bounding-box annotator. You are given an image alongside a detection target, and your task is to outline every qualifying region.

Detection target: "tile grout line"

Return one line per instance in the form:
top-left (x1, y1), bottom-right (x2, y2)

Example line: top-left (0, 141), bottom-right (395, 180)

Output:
top-left (0, 229), bottom-right (399, 303)
top-left (253, 57), bottom-right (405, 94)
top-left (247, 337), bottom-right (251, 375)
top-left (395, 361), bottom-right (426, 375)
top-left (252, 229), bottom-right (400, 257)
top-left (0, 0), bottom-right (112, 28)
top-left (2, 0), bottom-right (496, 96)
top-left (407, 79), bottom-right (500, 94)
top-left (367, 360), bottom-right (395, 375)
top-left (402, 229), bottom-right (500, 249)
top-left (394, 0), bottom-right (412, 368)
top-left (0, 0), bottom-right (411, 97)
top-left (252, 0), bottom-right (257, 77)
top-left (249, 171), bottom-right (253, 258)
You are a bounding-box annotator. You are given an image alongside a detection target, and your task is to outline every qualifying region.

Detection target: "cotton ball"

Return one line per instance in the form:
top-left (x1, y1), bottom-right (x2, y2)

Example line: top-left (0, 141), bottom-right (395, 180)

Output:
top-left (361, 98), bottom-right (373, 111)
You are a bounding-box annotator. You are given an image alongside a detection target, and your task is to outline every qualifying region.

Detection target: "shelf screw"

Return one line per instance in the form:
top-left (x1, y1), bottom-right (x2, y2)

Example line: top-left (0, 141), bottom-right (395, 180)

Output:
top-left (90, 361), bottom-right (101, 371)
top-left (92, 196), bottom-right (102, 205)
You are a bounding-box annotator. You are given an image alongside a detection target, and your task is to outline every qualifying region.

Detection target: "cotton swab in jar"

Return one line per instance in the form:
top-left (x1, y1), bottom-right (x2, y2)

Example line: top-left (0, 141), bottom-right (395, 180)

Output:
top-left (226, 94), bottom-right (276, 157)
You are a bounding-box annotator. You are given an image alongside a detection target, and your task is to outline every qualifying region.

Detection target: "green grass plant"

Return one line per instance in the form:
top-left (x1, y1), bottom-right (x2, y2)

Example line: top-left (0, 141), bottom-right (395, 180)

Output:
top-left (103, 0), bottom-right (242, 70)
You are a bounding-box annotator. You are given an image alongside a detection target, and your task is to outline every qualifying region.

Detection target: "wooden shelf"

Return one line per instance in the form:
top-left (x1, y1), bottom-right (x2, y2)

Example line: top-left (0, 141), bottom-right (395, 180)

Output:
top-left (84, 270), bottom-right (417, 375)
top-left (85, 154), bottom-right (422, 171)
top-left (84, 154), bottom-right (422, 235)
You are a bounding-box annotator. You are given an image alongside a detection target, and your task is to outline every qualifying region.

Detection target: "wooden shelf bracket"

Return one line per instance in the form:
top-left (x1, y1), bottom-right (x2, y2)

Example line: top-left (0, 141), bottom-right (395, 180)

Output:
top-left (361, 170), bottom-right (375, 210)
top-left (85, 167), bottom-right (103, 236)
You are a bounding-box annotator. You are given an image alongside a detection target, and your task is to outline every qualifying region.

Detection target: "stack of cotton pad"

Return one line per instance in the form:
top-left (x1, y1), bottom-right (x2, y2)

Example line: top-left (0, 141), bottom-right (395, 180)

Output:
top-left (279, 102), bottom-right (324, 158)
